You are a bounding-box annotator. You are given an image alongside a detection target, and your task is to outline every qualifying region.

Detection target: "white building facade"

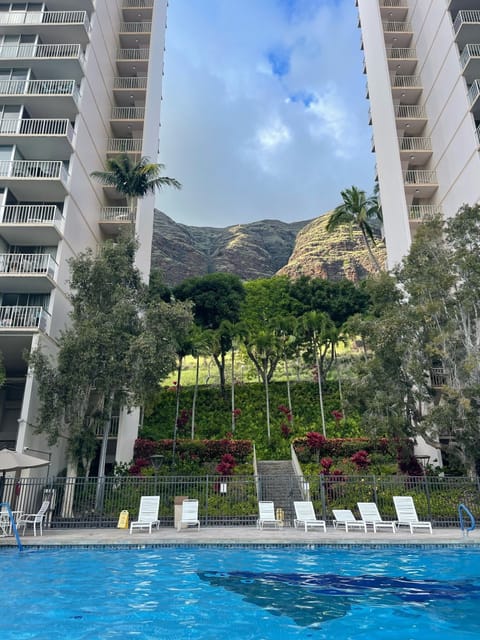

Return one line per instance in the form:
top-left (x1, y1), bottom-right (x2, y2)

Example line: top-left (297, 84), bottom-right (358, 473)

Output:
top-left (357, 0), bottom-right (480, 268)
top-left (0, 0), bottom-right (167, 475)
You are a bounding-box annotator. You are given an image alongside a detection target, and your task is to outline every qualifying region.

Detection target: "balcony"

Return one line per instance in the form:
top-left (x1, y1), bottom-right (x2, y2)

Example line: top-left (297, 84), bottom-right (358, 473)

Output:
top-left (113, 76), bottom-right (147, 106)
top-left (0, 43), bottom-right (84, 81)
top-left (394, 104), bottom-right (427, 134)
top-left (430, 367), bottom-right (448, 388)
top-left (41, 0), bottom-right (94, 12)
top-left (116, 48), bottom-right (149, 74)
top-left (119, 22), bottom-right (151, 47)
top-left (110, 106), bottom-right (144, 135)
top-left (0, 78), bottom-right (80, 119)
top-left (399, 136), bottom-right (432, 165)
top-left (122, 0), bottom-right (154, 22)
top-left (0, 305), bottom-right (50, 331)
top-left (468, 79), bottom-right (480, 117)
top-left (453, 10), bottom-right (480, 50)
top-left (379, 1), bottom-right (408, 21)
top-left (382, 21), bottom-right (413, 47)
top-left (0, 253), bottom-right (57, 293)
top-left (408, 205), bottom-right (442, 222)
top-left (0, 10), bottom-right (90, 45)
top-left (106, 138), bottom-right (142, 156)
top-left (0, 118), bottom-right (74, 159)
top-left (0, 204), bottom-right (64, 244)
top-left (391, 74), bottom-right (422, 104)
top-left (460, 44), bottom-right (480, 84)
top-left (95, 415), bottom-right (119, 438)
top-left (387, 48), bottom-right (417, 74)
top-left (0, 160), bottom-right (68, 200)
top-left (403, 169), bottom-right (438, 198)
top-left (99, 206), bottom-right (135, 235)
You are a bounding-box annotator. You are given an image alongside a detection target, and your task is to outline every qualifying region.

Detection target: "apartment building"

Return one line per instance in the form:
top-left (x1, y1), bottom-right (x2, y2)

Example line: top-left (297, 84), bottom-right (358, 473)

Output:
top-left (0, 0), bottom-right (167, 475)
top-left (357, 0), bottom-right (480, 268)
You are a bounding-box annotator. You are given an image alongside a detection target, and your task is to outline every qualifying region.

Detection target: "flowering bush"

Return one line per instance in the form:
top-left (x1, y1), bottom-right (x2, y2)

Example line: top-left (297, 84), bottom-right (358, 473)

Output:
top-left (350, 450), bottom-right (371, 470)
top-left (281, 423), bottom-right (292, 439)
top-left (216, 453), bottom-right (236, 476)
top-left (320, 457), bottom-right (334, 472)
top-left (306, 431), bottom-right (326, 451)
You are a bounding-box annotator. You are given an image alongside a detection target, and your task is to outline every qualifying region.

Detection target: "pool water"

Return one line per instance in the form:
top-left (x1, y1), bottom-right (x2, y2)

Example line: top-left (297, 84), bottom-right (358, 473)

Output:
top-left (1, 545), bottom-right (480, 639)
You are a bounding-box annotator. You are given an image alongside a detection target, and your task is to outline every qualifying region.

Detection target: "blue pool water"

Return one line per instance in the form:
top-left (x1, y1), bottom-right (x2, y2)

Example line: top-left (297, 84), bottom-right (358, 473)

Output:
top-left (1, 545), bottom-right (480, 639)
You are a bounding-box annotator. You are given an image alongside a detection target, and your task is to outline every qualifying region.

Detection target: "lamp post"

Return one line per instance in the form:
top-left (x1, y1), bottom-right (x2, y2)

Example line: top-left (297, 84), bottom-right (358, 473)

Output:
top-left (150, 454), bottom-right (164, 494)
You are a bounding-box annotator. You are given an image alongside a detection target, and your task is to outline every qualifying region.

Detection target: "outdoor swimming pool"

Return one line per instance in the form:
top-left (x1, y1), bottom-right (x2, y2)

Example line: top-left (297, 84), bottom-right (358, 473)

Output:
top-left (1, 545), bottom-right (479, 639)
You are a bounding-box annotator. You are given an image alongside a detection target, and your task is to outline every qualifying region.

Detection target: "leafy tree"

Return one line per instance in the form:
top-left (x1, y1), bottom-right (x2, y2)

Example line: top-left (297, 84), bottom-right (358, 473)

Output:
top-left (326, 186), bottom-right (383, 271)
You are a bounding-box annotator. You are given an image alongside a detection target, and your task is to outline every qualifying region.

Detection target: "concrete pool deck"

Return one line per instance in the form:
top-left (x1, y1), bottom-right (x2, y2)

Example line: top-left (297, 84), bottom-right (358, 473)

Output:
top-left (1, 525), bottom-right (479, 547)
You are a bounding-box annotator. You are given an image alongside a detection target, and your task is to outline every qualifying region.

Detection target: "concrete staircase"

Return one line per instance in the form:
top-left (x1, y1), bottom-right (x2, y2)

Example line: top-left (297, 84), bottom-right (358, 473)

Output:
top-left (256, 460), bottom-right (303, 525)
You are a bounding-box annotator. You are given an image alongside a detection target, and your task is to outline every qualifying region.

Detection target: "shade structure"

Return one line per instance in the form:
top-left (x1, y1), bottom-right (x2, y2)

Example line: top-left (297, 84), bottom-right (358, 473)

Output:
top-left (0, 448), bottom-right (50, 502)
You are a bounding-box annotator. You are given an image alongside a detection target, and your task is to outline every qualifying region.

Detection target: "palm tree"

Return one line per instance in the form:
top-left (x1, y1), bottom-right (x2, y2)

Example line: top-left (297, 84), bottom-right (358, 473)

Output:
top-left (91, 155), bottom-right (181, 211)
top-left (327, 186), bottom-right (383, 271)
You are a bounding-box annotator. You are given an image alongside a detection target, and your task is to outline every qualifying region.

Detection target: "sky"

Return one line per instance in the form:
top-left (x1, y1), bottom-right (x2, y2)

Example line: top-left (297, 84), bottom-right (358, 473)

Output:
top-left (156, 0), bottom-right (375, 228)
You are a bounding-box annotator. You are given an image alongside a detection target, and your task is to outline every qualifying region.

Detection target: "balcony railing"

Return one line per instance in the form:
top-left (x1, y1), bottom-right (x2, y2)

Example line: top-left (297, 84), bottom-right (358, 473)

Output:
top-left (0, 118), bottom-right (74, 141)
top-left (392, 75), bottom-right (422, 87)
top-left (394, 104), bottom-right (427, 118)
top-left (95, 416), bottom-right (119, 437)
top-left (116, 48), bottom-right (149, 60)
top-left (460, 44), bottom-right (480, 69)
top-left (0, 42), bottom-right (83, 60)
top-left (0, 78), bottom-right (80, 100)
top-left (100, 206), bottom-right (135, 222)
top-left (476, 122), bottom-right (480, 145)
top-left (0, 10), bottom-right (89, 27)
top-left (0, 252), bottom-right (57, 276)
top-left (0, 160), bottom-right (68, 181)
top-left (468, 79), bottom-right (480, 105)
top-left (107, 138), bottom-right (142, 153)
top-left (122, 0), bottom-right (154, 7)
top-left (119, 22), bottom-right (151, 32)
top-left (111, 106), bottom-right (145, 119)
top-left (383, 21), bottom-right (412, 32)
top-left (0, 305), bottom-right (49, 329)
top-left (380, 1), bottom-right (406, 6)
top-left (453, 10), bottom-right (480, 35)
top-left (0, 204), bottom-right (62, 224)
top-left (408, 205), bottom-right (442, 221)
top-left (387, 48), bottom-right (417, 59)
top-left (113, 76), bottom-right (148, 90)
top-left (399, 136), bottom-right (432, 151)
top-left (430, 367), bottom-right (448, 388)
top-left (403, 169), bottom-right (438, 184)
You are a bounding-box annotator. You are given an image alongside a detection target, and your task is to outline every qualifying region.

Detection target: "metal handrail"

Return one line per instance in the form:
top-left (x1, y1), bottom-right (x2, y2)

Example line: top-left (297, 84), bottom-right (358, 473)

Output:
top-left (0, 160), bottom-right (68, 181)
top-left (0, 305), bottom-right (49, 328)
top-left (403, 169), bottom-right (438, 184)
top-left (383, 21), bottom-right (412, 32)
top-left (116, 48), bottom-right (149, 60)
top-left (460, 44), bottom-right (480, 69)
top-left (395, 104), bottom-right (427, 118)
top-left (0, 10), bottom-right (89, 27)
top-left (0, 204), bottom-right (62, 224)
top-left (453, 10), bottom-right (480, 35)
top-left (0, 118), bottom-right (74, 140)
top-left (468, 79), bottom-right (480, 105)
top-left (113, 76), bottom-right (148, 90)
top-left (100, 207), bottom-right (135, 222)
top-left (0, 253), bottom-right (57, 275)
top-left (111, 106), bottom-right (145, 119)
top-left (387, 47), bottom-right (417, 59)
top-left (0, 78), bottom-right (80, 100)
top-left (119, 22), bottom-right (152, 32)
top-left (122, 0), bottom-right (154, 7)
top-left (399, 136), bottom-right (432, 151)
top-left (107, 138), bottom-right (142, 153)
top-left (408, 205), bottom-right (442, 220)
top-left (0, 43), bottom-right (83, 59)
top-left (392, 75), bottom-right (422, 87)
top-left (458, 503), bottom-right (476, 536)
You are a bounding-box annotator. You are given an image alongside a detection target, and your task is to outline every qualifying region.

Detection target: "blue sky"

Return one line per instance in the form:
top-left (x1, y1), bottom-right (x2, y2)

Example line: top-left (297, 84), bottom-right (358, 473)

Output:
top-left (157, 0), bottom-right (375, 227)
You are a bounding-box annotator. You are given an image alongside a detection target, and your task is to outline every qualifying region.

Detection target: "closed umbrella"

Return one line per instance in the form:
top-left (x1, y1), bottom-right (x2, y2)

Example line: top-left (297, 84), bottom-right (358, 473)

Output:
top-left (0, 448), bottom-right (50, 502)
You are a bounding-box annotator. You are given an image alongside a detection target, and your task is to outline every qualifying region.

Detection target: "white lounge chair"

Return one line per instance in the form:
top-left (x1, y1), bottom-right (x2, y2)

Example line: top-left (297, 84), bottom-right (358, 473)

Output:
top-left (293, 501), bottom-right (327, 532)
top-left (257, 501), bottom-right (282, 529)
top-left (129, 496), bottom-right (160, 534)
top-left (177, 499), bottom-right (200, 531)
top-left (332, 509), bottom-right (367, 532)
top-left (393, 496), bottom-right (432, 534)
top-left (17, 500), bottom-right (50, 537)
top-left (357, 502), bottom-right (396, 533)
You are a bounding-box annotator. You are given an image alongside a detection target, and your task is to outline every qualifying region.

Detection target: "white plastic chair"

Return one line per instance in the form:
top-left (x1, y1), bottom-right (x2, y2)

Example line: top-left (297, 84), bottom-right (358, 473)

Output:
top-left (332, 509), bottom-right (367, 532)
top-left (293, 501), bottom-right (327, 532)
top-left (17, 500), bottom-right (50, 537)
top-left (393, 496), bottom-right (432, 534)
top-left (257, 501), bottom-right (282, 529)
top-left (177, 499), bottom-right (200, 531)
top-left (357, 502), bottom-right (396, 533)
top-left (129, 496), bottom-right (160, 534)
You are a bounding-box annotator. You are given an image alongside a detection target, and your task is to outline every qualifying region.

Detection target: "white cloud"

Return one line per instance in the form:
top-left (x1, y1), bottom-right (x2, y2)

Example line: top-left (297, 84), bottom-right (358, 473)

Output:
top-left (307, 88), bottom-right (353, 158)
top-left (257, 119), bottom-right (292, 151)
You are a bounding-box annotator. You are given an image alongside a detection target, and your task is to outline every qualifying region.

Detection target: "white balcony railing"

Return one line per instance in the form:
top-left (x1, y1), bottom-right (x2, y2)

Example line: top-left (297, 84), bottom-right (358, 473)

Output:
top-left (408, 205), bottom-right (442, 221)
top-left (113, 76), bottom-right (148, 90)
top-left (0, 204), bottom-right (62, 224)
top-left (453, 10), bottom-right (480, 35)
top-left (122, 0), bottom-right (154, 7)
top-left (0, 118), bottom-right (74, 141)
top-left (403, 169), bottom-right (438, 184)
top-left (119, 22), bottom-right (151, 32)
top-left (468, 79), bottom-right (480, 105)
top-left (0, 305), bottom-right (49, 329)
top-left (0, 252), bottom-right (57, 276)
top-left (383, 21), bottom-right (412, 32)
top-left (460, 44), bottom-right (480, 69)
top-left (0, 10), bottom-right (89, 28)
top-left (116, 48), bottom-right (149, 60)
top-left (107, 138), bottom-right (142, 153)
top-left (100, 207), bottom-right (135, 222)
top-left (380, 0), bottom-right (406, 6)
top-left (0, 43), bottom-right (83, 60)
top-left (95, 415), bottom-right (119, 437)
top-left (394, 104), bottom-right (427, 118)
top-left (476, 122), bottom-right (480, 145)
top-left (0, 78), bottom-right (80, 100)
top-left (111, 106), bottom-right (145, 119)
top-left (399, 136), bottom-right (432, 151)
top-left (387, 48), bottom-right (417, 59)
top-left (0, 160), bottom-right (68, 181)
top-left (392, 75), bottom-right (422, 88)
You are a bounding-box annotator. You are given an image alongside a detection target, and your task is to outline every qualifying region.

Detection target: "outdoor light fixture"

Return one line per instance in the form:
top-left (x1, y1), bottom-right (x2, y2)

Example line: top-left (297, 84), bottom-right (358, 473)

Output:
top-left (150, 454), bottom-right (164, 471)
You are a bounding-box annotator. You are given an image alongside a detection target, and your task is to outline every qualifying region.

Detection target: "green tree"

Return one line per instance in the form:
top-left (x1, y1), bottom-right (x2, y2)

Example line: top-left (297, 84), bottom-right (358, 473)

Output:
top-left (327, 186), bottom-right (383, 271)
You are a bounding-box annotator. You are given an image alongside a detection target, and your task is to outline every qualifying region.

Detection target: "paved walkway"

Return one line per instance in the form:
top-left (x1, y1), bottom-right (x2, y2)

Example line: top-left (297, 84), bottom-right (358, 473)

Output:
top-left (1, 525), bottom-right (479, 548)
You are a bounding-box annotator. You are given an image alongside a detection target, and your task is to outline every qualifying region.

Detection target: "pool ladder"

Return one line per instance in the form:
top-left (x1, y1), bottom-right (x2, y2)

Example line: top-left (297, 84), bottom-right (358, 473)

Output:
top-left (0, 501), bottom-right (23, 551)
top-left (458, 503), bottom-right (476, 537)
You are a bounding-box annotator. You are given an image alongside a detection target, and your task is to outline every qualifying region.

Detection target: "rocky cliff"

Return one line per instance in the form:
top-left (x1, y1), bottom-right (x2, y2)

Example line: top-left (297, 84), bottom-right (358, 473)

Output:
top-left (151, 209), bottom-right (385, 287)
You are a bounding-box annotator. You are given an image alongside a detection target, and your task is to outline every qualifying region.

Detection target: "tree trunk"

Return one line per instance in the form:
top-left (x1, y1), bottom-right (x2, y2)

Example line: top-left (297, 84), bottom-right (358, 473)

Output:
top-left (95, 392), bottom-right (114, 512)
top-left (314, 333), bottom-right (326, 437)
top-left (231, 346), bottom-right (236, 433)
top-left (361, 227), bottom-right (381, 272)
top-left (172, 357), bottom-right (183, 466)
top-left (284, 350), bottom-right (294, 425)
top-left (191, 355), bottom-right (199, 439)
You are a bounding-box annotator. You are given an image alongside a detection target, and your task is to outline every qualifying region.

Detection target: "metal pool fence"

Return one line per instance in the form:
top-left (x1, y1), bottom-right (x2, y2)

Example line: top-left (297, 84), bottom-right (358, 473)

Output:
top-left (1, 474), bottom-right (479, 529)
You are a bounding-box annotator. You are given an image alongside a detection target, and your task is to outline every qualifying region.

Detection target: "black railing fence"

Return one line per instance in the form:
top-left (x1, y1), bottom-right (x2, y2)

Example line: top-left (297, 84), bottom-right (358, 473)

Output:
top-left (1, 474), bottom-right (479, 529)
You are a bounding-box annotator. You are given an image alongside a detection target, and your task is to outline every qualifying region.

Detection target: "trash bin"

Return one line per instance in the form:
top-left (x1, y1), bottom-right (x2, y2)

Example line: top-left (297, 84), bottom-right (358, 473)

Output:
top-left (174, 496), bottom-right (188, 529)
top-left (276, 508), bottom-right (285, 526)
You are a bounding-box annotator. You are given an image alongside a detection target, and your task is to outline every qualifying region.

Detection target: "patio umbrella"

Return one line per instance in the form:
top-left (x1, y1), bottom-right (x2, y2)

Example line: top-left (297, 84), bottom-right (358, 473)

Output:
top-left (0, 448), bottom-right (50, 503)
